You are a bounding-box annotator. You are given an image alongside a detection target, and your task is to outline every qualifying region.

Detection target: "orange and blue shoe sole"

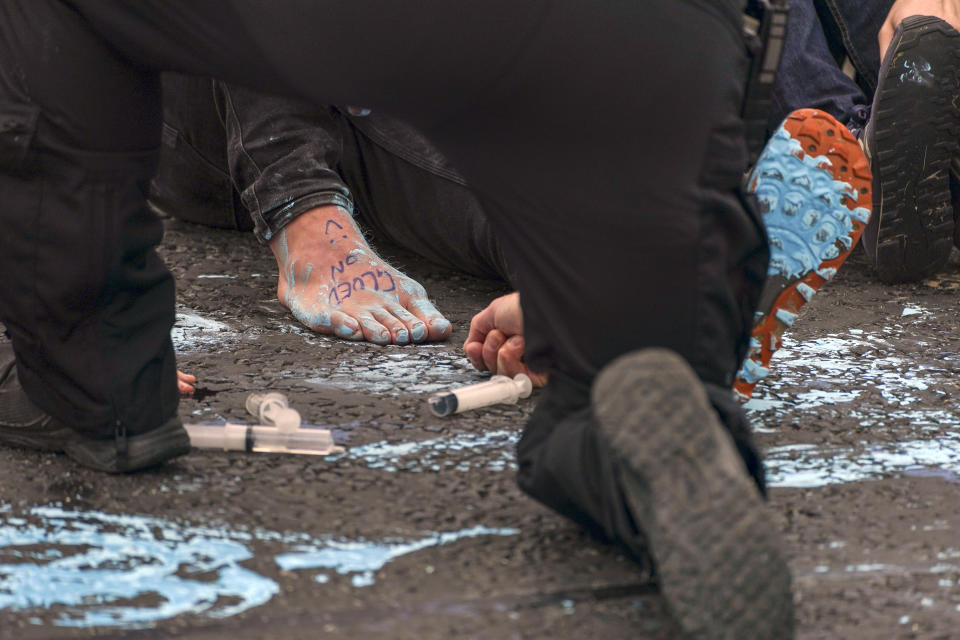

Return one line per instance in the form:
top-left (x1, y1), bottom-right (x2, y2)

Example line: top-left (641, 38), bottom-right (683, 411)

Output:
top-left (734, 108), bottom-right (872, 403)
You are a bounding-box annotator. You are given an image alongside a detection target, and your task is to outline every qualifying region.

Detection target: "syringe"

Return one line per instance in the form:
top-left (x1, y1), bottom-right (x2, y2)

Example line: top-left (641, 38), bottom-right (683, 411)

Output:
top-left (427, 373), bottom-right (533, 417)
top-left (185, 391), bottom-right (343, 455)
top-left (184, 422), bottom-right (343, 455)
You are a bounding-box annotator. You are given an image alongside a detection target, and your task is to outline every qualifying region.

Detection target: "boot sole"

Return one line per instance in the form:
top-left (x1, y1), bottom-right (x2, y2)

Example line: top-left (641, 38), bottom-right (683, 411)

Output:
top-left (593, 349), bottom-right (794, 640)
top-left (734, 108), bottom-right (871, 401)
top-left (867, 15), bottom-right (960, 283)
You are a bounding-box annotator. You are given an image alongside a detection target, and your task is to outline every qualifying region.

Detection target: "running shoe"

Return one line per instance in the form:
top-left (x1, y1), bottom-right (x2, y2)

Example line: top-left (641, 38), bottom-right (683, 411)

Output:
top-left (860, 15), bottom-right (960, 283)
top-left (734, 108), bottom-right (871, 402)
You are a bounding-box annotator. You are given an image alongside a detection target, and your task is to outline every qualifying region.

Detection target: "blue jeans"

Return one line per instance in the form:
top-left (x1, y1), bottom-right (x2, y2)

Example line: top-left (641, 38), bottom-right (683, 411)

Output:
top-left (771, 0), bottom-right (893, 131)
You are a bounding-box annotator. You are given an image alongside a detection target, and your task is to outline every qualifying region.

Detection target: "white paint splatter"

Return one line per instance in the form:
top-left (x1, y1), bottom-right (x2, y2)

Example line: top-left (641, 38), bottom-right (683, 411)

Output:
top-left (306, 350), bottom-right (485, 396)
top-left (766, 436), bottom-right (960, 488)
top-left (750, 308), bottom-right (960, 488)
top-left (171, 311), bottom-right (234, 353)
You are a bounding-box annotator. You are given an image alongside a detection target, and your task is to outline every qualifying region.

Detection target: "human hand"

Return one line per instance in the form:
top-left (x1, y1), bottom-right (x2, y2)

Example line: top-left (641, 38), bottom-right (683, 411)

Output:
top-left (177, 370), bottom-right (196, 395)
top-left (271, 205), bottom-right (451, 345)
top-left (879, 0), bottom-right (960, 54)
top-left (463, 292), bottom-right (548, 387)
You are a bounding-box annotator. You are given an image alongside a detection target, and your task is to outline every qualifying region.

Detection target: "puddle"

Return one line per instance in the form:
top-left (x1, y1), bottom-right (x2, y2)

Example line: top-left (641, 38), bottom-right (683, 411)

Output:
top-left (766, 436), bottom-right (960, 488)
top-left (275, 524), bottom-right (518, 587)
top-left (902, 468), bottom-right (960, 484)
top-left (800, 559), bottom-right (960, 586)
top-left (0, 504), bottom-right (518, 629)
top-left (340, 429), bottom-right (520, 473)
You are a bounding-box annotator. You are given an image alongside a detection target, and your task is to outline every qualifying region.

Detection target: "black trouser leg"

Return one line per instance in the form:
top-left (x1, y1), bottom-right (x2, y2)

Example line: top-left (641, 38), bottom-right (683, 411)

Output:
top-left (0, 0), bottom-right (178, 437)
top-left (338, 114), bottom-right (511, 282)
top-left (151, 76), bottom-right (510, 282)
top-left (16, 0), bottom-right (764, 558)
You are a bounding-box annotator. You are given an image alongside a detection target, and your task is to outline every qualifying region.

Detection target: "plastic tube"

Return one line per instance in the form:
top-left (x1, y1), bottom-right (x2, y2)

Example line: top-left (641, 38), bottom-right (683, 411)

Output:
top-left (185, 423), bottom-right (343, 455)
top-left (427, 373), bottom-right (533, 417)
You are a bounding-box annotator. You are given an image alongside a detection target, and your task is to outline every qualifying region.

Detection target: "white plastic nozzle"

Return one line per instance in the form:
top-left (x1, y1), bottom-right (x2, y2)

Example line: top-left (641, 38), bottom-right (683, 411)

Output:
top-left (246, 392), bottom-right (301, 432)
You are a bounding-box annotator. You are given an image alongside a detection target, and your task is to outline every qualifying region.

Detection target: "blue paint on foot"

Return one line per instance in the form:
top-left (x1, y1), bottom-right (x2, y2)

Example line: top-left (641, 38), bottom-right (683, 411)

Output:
top-left (335, 323), bottom-right (360, 339)
top-left (429, 318), bottom-right (451, 334)
top-left (411, 323), bottom-right (427, 342)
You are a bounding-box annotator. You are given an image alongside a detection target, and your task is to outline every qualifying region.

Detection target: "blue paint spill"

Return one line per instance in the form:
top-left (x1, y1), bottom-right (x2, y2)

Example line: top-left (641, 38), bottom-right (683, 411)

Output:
top-left (337, 429), bottom-right (519, 473)
top-left (0, 505), bottom-right (277, 628)
top-left (275, 525), bottom-right (518, 587)
top-left (0, 504), bottom-right (520, 629)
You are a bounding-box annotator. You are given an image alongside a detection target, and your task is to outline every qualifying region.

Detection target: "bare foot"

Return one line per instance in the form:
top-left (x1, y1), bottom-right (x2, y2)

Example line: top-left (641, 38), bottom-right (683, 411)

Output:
top-left (463, 292), bottom-right (548, 387)
top-left (879, 0), bottom-right (960, 53)
top-left (271, 205), bottom-right (451, 345)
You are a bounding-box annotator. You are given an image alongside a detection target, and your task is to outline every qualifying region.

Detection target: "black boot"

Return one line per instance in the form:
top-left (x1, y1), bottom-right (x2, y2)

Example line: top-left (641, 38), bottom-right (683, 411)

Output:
top-left (0, 342), bottom-right (190, 473)
top-left (592, 348), bottom-right (794, 640)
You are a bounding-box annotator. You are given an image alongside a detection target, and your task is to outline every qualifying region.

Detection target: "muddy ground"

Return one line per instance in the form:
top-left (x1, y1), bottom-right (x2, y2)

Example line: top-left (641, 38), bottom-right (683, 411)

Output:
top-left (2, 218), bottom-right (960, 639)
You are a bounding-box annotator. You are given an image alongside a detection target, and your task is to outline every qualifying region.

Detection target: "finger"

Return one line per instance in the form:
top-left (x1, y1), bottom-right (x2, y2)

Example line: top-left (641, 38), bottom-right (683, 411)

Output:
top-left (387, 303), bottom-right (430, 343)
top-left (355, 312), bottom-right (391, 345)
top-left (371, 306), bottom-right (411, 345)
top-left (464, 304), bottom-right (496, 351)
top-left (481, 329), bottom-right (507, 373)
top-left (495, 335), bottom-right (528, 378)
top-left (464, 339), bottom-right (487, 372)
top-left (177, 371), bottom-right (196, 395)
top-left (496, 336), bottom-right (549, 387)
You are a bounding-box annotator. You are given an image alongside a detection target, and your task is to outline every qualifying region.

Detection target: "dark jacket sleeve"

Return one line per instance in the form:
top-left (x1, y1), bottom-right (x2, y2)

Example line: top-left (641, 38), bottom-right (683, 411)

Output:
top-left (216, 81), bottom-right (353, 243)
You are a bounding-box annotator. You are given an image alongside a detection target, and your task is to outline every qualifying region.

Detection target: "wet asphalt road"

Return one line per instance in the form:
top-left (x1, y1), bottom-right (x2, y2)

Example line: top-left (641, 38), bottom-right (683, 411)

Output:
top-left (2, 220), bottom-right (960, 639)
